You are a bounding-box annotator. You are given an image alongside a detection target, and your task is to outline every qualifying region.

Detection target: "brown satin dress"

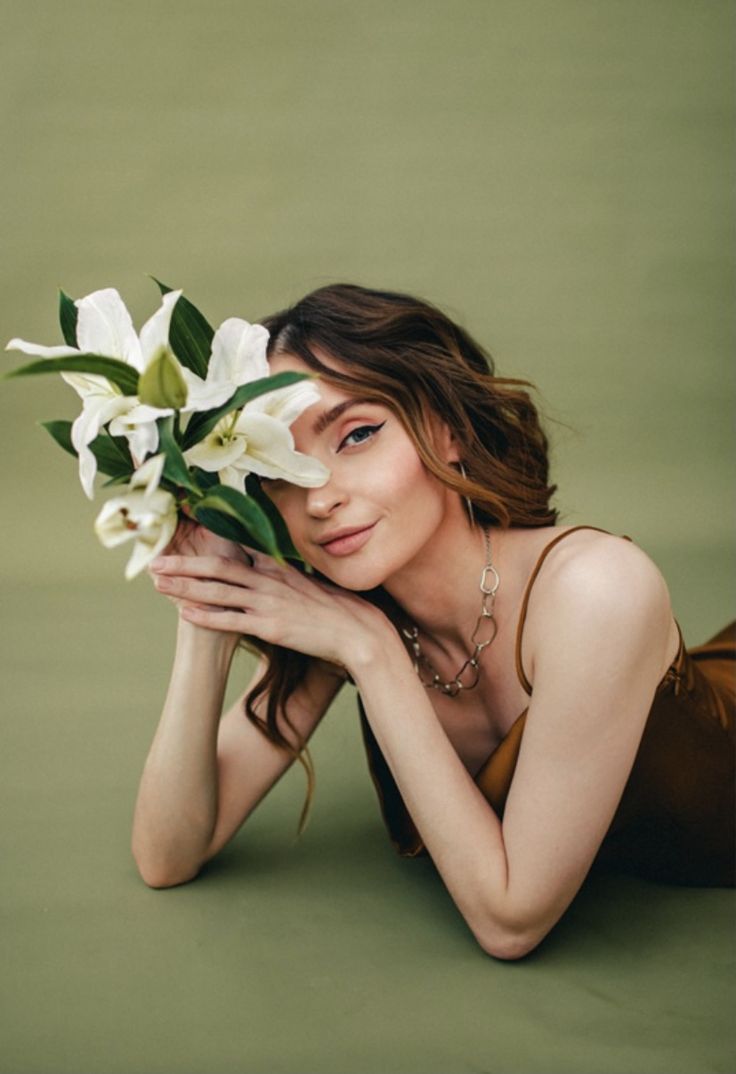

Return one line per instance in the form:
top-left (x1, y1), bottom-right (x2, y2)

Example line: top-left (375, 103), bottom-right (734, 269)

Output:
top-left (357, 526), bottom-right (735, 886)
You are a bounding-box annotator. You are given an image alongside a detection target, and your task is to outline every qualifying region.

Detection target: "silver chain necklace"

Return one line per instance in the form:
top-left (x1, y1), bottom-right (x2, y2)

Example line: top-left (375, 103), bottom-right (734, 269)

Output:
top-left (400, 528), bottom-right (500, 697)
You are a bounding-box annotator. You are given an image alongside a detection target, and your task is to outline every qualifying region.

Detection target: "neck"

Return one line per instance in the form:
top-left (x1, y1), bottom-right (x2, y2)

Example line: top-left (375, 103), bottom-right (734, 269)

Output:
top-left (381, 506), bottom-right (497, 658)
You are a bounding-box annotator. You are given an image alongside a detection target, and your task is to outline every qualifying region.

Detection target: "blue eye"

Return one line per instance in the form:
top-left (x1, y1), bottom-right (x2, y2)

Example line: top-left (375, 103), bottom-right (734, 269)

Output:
top-left (340, 422), bottom-right (385, 449)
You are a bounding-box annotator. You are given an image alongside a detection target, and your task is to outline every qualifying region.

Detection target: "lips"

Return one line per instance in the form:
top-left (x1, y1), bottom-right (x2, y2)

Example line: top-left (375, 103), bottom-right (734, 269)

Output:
top-left (317, 522), bottom-right (377, 556)
top-left (318, 523), bottom-right (374, 546)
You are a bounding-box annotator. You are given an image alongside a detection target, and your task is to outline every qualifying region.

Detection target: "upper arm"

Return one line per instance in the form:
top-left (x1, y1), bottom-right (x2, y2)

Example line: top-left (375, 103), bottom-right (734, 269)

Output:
top-left (498, 536), bottom-right (674, 945)
top-left (203, 656), bottom-right (346, 861)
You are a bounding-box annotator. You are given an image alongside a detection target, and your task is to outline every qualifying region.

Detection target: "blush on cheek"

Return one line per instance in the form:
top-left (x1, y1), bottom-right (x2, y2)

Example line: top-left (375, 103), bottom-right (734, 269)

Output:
top-left (371, 445), bottom-right (433, 508)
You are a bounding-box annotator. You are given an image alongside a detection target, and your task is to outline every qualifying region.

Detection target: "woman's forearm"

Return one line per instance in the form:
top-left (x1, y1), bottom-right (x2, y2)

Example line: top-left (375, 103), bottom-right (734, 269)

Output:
top-left (348, 630), bottom-right (517, 955)
top-left (131, 620), bottom-right (239, 887)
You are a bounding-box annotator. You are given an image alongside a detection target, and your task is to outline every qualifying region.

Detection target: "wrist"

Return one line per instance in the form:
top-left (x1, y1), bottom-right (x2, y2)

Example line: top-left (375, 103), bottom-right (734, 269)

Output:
top-left (175, 617), bottom-right (240, 666)
top-left (345, 622), bottom-right (408, 683)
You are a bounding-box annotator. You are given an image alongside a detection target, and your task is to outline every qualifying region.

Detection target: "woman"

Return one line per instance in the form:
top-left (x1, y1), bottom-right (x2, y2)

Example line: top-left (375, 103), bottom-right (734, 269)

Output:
top-left (132, 283), bottom-right (734, 960)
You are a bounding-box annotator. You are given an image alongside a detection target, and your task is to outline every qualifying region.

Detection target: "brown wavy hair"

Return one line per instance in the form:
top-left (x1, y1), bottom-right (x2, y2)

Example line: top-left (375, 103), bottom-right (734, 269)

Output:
top-left (238, 283), bottom-right (558, 837)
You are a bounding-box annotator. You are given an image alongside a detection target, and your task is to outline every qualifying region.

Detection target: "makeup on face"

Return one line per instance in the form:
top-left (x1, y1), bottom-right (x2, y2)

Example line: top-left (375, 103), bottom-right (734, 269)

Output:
top-left (262, 351), bottom-right (452, 587)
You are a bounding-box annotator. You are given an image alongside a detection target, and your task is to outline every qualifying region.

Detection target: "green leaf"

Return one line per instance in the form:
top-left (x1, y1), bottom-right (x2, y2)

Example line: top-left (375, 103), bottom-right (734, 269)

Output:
top-left (192, 507), bottom-right (259, 547)
top-left (4, 354), bottom-right (139, 395)
top-left (157, 414), bottom-right (200, 493)
top-left (150, 277), bottom-right (212, 379)
top-left (190, 467), bottom-right (220, 491)
top-left (40, 420), bottom-right (134, 477)
top-left (138, 346), bottom-right (188, 408)
top-left (182, 371), bottom-right (313, 449)
top-left (244, 473), bottom-right (302, 561)
top-left (58, 290), bottom-right (78, 346)
top-left (96, 427), bottom-right (135, 473)
top-left (101, 472), bottom-right (132, 488)
top-left (192, 484), bottom-right (283, 562)
top-left (40, 419), bottom-right (75, 456)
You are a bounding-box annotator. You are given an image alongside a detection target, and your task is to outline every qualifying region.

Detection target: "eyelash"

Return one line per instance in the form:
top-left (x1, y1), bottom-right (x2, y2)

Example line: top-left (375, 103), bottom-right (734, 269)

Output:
top-left (261, 421), bottom-right (386, 489)
top-left (339, 421), bottom-right (386, 450)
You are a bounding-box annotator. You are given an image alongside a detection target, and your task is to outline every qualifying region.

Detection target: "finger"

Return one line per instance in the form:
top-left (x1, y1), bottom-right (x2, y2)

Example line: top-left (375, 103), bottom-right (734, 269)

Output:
top-left (149, 554), bottom-right (254, 582)
top-left (152, 574), bottom-right (255, 609)
top-left (152, 551), bottom-right (297, 592)
top-left (238, 546), bottom-right (294, 579)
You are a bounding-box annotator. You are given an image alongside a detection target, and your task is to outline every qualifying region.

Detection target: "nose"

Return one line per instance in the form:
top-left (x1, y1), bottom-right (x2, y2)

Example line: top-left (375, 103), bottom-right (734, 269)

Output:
top-left (305, 472), bottom-right (347, 518)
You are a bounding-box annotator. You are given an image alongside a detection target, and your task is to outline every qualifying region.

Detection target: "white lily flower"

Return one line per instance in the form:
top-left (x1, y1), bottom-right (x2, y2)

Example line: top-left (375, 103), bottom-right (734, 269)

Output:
top-left (93, 454), bottom-right (178, 580)
top-left (108, 404), bottom-right (174, 466)
top-left (180, 317), bottom-right (270, 413)
top-left (6, 288), bottom-right (181, 498)
top-left (184, 381), bottom-right (330, 493)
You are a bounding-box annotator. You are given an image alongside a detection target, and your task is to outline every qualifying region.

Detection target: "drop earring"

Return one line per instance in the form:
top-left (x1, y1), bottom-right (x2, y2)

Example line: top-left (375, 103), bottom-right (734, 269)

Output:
top-left (458, 461), bottom-right (475, 527)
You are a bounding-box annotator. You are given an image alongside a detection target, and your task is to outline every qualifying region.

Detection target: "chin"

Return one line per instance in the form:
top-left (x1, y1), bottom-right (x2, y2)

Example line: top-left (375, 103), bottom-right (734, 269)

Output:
top-left (323, 567), bottom-right (389, 593)
top-left (309, 553), bottom-right (391, 593)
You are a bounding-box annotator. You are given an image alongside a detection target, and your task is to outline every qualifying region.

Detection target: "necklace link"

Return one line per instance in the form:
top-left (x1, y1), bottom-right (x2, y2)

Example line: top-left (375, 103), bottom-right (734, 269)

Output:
top-left (470, 613), bottom-right (497, 651)
top-left (400, 528), bottom-right (500, 697)
top-left (480, 564), bottom-right (500, 596)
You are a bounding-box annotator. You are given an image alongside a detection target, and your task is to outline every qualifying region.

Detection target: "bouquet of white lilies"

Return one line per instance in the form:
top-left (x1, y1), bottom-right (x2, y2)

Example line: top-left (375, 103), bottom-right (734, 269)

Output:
top-left (5, 280), bottom-right (330, 578)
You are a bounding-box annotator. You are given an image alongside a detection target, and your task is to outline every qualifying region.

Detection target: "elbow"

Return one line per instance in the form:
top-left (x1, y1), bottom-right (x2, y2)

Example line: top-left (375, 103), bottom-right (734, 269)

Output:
top-left (473, 910), bottom-right (549, 961)
top-left (132, 845), bottom-right (202, 890)
top-left (476, 928), bottom-right (543, 961)
top-left (136, 861), bottom-right (201, 889)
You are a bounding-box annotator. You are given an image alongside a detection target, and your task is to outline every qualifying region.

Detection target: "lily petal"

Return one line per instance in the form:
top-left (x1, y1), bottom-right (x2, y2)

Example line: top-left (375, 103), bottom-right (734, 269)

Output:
top-left (209, 318), bottom-right (269, 386)
top-left (124, 532), bottom-right (166, 580)
top-left (130, 425), bottom-right (160, 465)
top-left (138, 290), bottom-right (183, 369)
top-left (183, 421), bottom-right (248, 472)
top-left (60, 371), bottom-right (118, 399)
top-left (130, 452), bottom-right (166, 495)
top-left (217, 464), bottom-right (248, 493)
top-left (235, 412), bottom-right (330, 486)
top-left (72, 393), bottom-right (135, 499)
top-left (180, 367), bottom-right (236, 412)
top-left (94, 485), bottom-right (178, 579)
top-left (125, 491), bottom-right (178, 579)
top-left (5, 338), bottom-right (81, 358)
top-left (75, 288), bottom-right (143, 369)
top-left (94, 497), bottom-right (139, 549)
top-left (110, 402), bottom-right (173, 426)
top-left (108, 404), bottom-right (168, 466)
top-left (244, 380), bottom-right (321, 426)
top-left (127, 521), bottom-right (177, 577)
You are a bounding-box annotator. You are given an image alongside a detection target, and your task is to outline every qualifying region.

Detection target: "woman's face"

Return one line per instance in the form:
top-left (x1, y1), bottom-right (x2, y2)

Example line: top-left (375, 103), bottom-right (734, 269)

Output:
top-left (261, 350), bottom-right (459, 591)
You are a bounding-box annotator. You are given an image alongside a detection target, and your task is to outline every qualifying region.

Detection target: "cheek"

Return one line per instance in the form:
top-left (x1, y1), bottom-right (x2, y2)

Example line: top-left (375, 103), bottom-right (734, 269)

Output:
top-left (370, 441), bottom-right (438, 507)
top-left (261, 436), bottom-right (443, 549)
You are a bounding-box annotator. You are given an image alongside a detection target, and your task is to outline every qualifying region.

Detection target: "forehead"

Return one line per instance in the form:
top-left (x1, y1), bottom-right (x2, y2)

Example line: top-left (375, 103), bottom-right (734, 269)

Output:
top-left (268, 346), bottom-right (341, 379)
top-left (267, 350), bottom-right (313, 376)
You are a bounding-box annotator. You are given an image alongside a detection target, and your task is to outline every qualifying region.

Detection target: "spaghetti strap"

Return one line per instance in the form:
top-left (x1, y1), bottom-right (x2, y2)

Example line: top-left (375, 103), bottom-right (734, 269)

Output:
top-left (514, 525), bottom-right (628, 695)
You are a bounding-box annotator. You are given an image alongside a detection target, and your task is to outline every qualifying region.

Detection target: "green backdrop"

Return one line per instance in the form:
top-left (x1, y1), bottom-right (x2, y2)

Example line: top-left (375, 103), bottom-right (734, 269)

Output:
top-left (1, 3), bottom-right (733, 1073)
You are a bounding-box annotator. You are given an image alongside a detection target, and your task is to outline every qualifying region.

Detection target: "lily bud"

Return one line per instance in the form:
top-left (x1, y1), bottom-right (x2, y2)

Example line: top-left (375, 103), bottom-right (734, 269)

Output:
top-left (137, 345), bottom-right (188, 409)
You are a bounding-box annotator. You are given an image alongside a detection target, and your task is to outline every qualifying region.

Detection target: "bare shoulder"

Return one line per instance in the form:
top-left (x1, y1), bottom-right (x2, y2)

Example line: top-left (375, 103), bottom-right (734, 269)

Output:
top-left (541, 529), bottom-right (670, 606)
top-left (523, 529), bottom-right (675, 680)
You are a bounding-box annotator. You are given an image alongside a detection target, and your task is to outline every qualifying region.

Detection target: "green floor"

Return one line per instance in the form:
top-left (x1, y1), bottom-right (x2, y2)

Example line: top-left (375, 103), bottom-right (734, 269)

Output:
top-left (1, 574), bottom-right (734, 1074)
top-left (1, 2), bottom-right (734, 1071)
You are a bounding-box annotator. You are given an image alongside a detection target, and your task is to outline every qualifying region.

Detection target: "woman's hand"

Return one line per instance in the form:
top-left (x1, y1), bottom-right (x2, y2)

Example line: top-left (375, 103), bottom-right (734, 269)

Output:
top-left (147, 549), bottom-right (393, 672)
top-left (148, 515), bottom-right (254, 619)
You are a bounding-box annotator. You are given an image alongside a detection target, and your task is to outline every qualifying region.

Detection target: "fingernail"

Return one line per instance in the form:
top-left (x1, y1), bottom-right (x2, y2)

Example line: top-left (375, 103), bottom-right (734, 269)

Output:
top-left (150, 557), bottom-right (165, 569)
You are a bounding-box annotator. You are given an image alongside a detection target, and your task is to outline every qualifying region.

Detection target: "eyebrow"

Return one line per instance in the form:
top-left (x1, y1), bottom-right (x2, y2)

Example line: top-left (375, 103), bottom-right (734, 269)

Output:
top-left (311, 397), bottom-right (378, 436)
